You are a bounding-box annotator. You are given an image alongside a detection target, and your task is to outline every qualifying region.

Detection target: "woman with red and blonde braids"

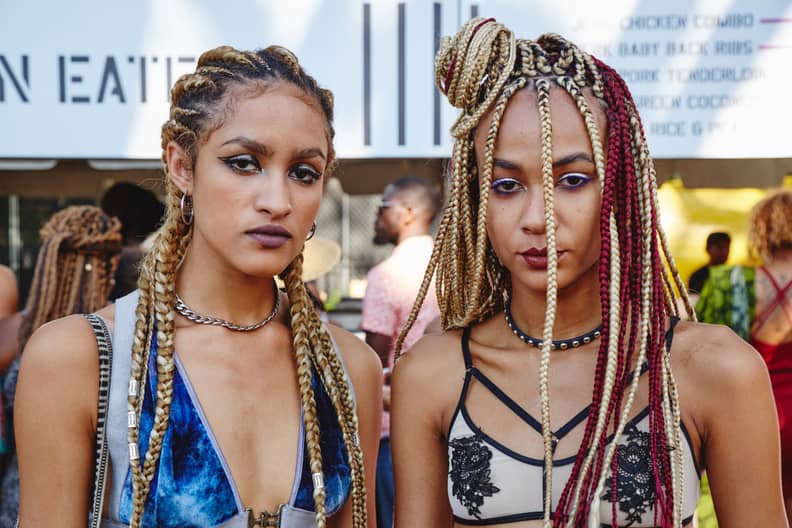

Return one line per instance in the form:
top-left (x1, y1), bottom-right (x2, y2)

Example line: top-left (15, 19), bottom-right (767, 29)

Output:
top-left (391, 18), bottom-right (785, 527)
top-left (15, 45), bottom-right (381, 528)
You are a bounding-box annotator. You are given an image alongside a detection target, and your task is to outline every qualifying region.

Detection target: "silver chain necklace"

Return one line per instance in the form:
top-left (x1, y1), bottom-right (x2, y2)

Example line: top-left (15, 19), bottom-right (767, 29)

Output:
top-left (175, 280), bottom-right (281, 332)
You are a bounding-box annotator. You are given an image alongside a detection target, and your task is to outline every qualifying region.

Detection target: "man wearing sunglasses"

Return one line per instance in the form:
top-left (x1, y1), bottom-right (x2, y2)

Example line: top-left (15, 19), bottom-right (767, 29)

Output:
top-left (361, 175), bottom-right (442, 528)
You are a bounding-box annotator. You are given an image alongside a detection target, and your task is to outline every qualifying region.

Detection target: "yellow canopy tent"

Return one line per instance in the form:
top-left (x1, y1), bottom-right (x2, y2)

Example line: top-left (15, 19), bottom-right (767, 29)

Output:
top-left (657, 177), bottom-right (792, 284)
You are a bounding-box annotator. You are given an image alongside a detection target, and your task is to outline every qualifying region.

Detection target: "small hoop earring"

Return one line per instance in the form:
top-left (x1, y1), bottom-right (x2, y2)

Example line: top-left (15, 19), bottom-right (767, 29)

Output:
top-left (180, 193), bottom-right (194, 225)
top-left (306, 222), bottom-right (316, 241)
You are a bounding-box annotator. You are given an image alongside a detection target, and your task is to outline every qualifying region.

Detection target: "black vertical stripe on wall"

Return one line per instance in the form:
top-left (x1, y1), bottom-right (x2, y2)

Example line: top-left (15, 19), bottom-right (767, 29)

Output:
top-left (166, 57), bottom-right (172, 102)
top-left (139, 57), bottom-right (147, 103)
top-left (363, 3), bottom-right (372, 146)
top-left (398, 3), bottom-right (406, 146)
top-left (433, 2), bottom-right (442, 145)
top-left (471, 4), bottom-right (479, 18)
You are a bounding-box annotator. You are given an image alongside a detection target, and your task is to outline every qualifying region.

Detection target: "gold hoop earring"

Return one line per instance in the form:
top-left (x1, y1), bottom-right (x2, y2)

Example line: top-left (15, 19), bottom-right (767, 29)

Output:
top-left (180, 194), bottom-right (194, 225)
top-left (306, 222), bottom-right (316, 240)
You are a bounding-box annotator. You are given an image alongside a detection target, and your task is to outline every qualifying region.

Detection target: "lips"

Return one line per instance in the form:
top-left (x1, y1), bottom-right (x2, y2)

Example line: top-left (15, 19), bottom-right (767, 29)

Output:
top-left (520, 247), bottom-right (565, 270)
top-left (246, 225), bottom-right (292, 249)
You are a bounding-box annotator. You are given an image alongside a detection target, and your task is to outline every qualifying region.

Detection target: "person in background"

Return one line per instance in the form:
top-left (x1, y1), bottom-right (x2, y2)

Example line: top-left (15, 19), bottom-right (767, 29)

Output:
top-left (0, 266), bottom-right (17, 320)
top-left (697, 190), bottom-right (792, 523)
top-left (0, 265), bottom-right (19, 477)
top-left (688, 232), bottom-right (731, 295)
top-left (0, 205), bottom-right (121, 526)
top-left (361, 175), bottom-right (441, 528)
top-left (100, 181), bottom-right (165, 299)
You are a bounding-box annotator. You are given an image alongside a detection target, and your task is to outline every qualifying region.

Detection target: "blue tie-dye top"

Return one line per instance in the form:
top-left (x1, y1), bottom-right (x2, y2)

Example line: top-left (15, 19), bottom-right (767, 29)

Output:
top-left (118, 335), bottom-right (352, 527)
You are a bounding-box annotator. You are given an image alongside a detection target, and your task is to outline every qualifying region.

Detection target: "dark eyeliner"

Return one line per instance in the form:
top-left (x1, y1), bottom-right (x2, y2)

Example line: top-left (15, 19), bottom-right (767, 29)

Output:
top-left (218, 154), bottom-right (260, 173)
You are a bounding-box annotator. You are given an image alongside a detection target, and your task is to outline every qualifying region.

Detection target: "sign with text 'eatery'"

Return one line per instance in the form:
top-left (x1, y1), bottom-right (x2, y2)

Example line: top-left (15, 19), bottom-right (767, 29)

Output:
top-left (0, 0), bottom-right (790, 159)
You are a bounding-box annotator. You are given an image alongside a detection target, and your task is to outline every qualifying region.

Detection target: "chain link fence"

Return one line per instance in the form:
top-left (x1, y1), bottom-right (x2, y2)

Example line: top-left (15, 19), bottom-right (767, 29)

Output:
top-left (314, 178), bottom-right (391, 303)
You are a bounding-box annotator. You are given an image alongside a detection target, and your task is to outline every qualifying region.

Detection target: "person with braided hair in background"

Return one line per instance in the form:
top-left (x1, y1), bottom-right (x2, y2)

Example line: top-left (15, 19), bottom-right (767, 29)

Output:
top-left (0, 205), bottom-right (122, 526)
top-left (14, 45), bottom-right (381, 528)
top-left (0, 264), bottom-right (18, 476)
top-left (695, 190), bottom-right (792, 524)
top-left (390, 18), bottom-right (786, 527)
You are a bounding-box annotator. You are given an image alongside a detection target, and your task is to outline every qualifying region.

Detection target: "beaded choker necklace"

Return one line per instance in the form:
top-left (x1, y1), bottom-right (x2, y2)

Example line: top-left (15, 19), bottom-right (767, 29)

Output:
top-left (175, 280), bottom-right (281, 332)
top-left (504, 302), bottom-right (602, 350)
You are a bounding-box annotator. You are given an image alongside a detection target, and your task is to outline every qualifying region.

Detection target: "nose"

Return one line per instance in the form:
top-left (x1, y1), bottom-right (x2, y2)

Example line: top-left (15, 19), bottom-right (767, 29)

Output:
top-left (254, 169), bottom-right (293, 219)
top-left (520, 187), bottom-right (548, 235)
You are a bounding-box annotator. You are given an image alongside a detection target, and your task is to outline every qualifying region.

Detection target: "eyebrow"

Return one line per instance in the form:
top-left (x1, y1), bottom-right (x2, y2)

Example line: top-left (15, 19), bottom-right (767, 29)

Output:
top-left (493, 158), bottom-right (521, 170)
top-left (493, 152), bottom-right (594, 171)
top-left (295, 147), bottom-right (327, 161)
top-left (221, 137), bottom-right (271, 156)
top-left (553, 152), bottom-right (594, 167)
top-left (220, 137), bottom-right (326, 161)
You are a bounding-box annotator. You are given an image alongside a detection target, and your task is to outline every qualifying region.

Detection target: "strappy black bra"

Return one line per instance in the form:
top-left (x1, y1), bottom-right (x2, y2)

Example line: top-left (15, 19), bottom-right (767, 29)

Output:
top-left (446, 320), bottom-right (701, 526)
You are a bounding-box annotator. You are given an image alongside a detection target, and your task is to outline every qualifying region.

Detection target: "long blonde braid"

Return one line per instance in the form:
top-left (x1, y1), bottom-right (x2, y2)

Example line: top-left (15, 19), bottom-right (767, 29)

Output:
top-left (281, 255), bottom-right (328, 526)
top-left (400, 18), bottom-right (695, 527)
top-left (125, 44), bottom-right (365, 527)
top-left (535, 76), bottom-right (558, 526)
top-left (297, 261), bottom-right (368, 527)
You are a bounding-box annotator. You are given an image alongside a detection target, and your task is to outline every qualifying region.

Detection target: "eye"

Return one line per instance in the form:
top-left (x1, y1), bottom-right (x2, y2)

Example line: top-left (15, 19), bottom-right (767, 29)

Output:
top-left (289, 164), bottom-right (322, 185)
top-left (220, 154), bottom-right (261, 174)
top-left (558, 172), bottom-right (592, 189)
top-left (491, 178), bottom-right (525, 195)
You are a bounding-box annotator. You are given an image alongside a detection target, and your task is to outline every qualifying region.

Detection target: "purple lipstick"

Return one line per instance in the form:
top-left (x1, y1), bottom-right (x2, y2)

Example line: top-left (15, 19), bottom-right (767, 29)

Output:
top-left (246, 224), bottom-right (292, 249)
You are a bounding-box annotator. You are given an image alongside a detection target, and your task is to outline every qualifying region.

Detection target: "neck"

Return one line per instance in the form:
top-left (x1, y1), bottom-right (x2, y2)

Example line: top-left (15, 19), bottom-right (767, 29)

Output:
top-left (176, 239), bottom-right (280, 327)
top-left (769, 248), bottom-right (792, 264)
top-left (508, 265), bottom-right (602, 340)
top-left (396, 227), bottom-right (429, 246)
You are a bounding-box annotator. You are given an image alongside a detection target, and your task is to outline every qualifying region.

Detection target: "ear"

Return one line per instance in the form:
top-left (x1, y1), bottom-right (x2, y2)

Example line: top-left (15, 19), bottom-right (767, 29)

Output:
top-left (165, 141), bottom-right (194, 195)
top-left (401, 204), bottom-right (417, 226)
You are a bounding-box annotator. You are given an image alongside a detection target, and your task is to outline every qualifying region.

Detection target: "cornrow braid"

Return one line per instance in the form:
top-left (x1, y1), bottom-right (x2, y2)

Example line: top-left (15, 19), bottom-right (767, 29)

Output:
top-left (19, 206), bottom-right (121, 350)
top-left (127, 44), bottom-right (364, 527)
top-left (401, 18), bottom-right (694, 527)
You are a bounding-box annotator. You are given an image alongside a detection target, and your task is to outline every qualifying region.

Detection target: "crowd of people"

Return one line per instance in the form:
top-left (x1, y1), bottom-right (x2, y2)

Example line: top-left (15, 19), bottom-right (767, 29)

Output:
top-left (0, 15), bottom-right (789, 528)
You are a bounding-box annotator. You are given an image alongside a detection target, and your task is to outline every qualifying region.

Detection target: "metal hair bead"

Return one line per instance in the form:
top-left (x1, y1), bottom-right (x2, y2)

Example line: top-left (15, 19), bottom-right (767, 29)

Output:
top-left (129, 442), bottom-right (139, 460)
top-left (175, 279), bottom-right (280, 332)
top-left (128, 379), bottom-right (139, 397)
top-left (127, 411), bottom-right (137, 428)
top-left (312, 472), bottom-right (325, 490)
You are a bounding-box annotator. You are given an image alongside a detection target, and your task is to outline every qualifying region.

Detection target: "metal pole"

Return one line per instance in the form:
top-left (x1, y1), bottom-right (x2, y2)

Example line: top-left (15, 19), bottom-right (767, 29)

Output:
top-left (9, 195), bottom-right (20, 272)
top-left (341, 193), bottom-right (351, 296)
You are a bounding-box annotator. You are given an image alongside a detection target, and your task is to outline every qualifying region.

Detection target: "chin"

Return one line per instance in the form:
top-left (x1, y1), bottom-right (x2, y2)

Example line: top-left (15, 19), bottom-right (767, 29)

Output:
top-left (233, 255), bottom-right (297, 280)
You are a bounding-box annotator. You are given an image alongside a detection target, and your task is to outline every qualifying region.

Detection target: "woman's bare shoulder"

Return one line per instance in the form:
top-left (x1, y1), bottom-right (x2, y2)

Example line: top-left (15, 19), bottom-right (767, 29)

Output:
top-left (21, 314), bottom-right (102, 374)
top-left (671, 320), bottom-right (770, 399)
top-left (325, 324), bottom-right (382, 384)
top-left (392, 330), bottom-right (465, 385)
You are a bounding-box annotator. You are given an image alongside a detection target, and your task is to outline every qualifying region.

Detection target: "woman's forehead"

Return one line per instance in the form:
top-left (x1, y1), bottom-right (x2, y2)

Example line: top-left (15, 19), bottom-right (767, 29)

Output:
top-left (474, 85), bottom-right (607, 155)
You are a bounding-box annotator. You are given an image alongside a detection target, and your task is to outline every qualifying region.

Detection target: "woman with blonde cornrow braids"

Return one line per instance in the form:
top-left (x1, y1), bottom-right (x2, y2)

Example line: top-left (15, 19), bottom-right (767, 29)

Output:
top-left (15, 45), bottom-right (381, 528)
top-left (391, 18), bottom-right (785, 528)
